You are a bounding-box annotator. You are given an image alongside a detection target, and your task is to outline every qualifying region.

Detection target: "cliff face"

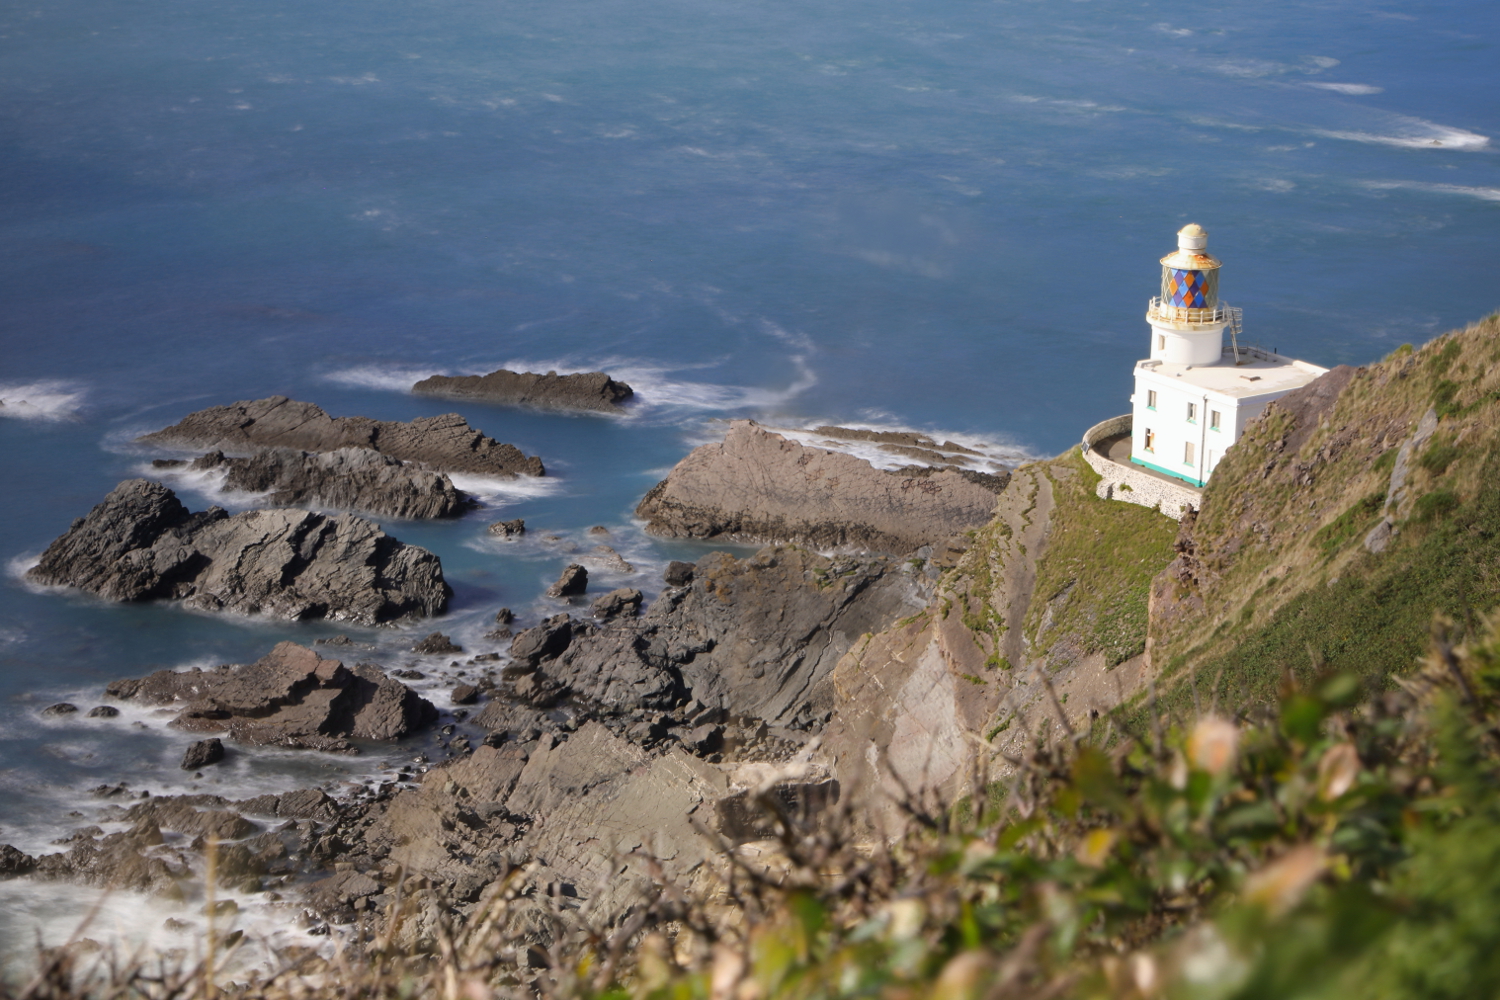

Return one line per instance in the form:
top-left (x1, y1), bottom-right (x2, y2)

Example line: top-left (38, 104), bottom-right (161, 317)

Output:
top-left (820, 313), bottom-right (1500, 806)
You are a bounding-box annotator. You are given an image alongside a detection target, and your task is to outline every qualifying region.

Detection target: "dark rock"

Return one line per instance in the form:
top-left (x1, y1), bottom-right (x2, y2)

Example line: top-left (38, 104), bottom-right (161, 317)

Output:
top-left (587, 525), bottom-right (610, 536)
top-left (86, 705), bottom-right (120, 718)
top-left (451, 684), bottom-right (479, 706)
top-left (107, 642), bottom-right (438, 748)
top-left (682, 724), bottom-right (724, 755)
top-left (412, 369), bottom-right (634, 414)
top-left (494, 607), bottom-right (515, 625)
top-left (26, 479), bottom-right (449, 625)
top-left (150, 459), bottom-right (187, 469)
top-left (546, 564), bottom-right (588, 599)
top-left (590, 587), bottom-right (643, 620)
top-left (392, 668), bottom-right (425, 680)
top-left (181, 738), bottom-right (225, 770)
top-left (413, 632), bottom-right (463, 655)
top-left (664, 561), bottom-right (695, 587)
top-left (42, 703), bottom-right (79, 717)
top-left (636, 420), bottom-right (1009, 556)
top-left (487, 519), bottom-right (526, 538)
top-left (0, 845), bottom-right (37, 877)
top-left (185, 447), bottom-right (471, 520)
top-left (138, 396), bottom-right (545, 478)
top-left (508, 615), bottom-right (576, 668)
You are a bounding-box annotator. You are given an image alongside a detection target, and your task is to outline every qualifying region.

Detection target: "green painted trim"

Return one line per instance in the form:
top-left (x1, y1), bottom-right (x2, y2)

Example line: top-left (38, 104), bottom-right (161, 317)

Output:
top-left (1130, 455), bottom-right (1206, 489)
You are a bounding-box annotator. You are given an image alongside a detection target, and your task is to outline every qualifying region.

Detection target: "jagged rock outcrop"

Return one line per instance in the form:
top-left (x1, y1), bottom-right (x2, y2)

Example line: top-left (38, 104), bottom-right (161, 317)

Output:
top-left (139, 396), bottom-right (544, 477)
top-left (105, 642), bottom-right (438, 750)
top-left (412, 369), bottom-right (633, 413)
top-left (27, 480), bottom-right (449, 624)
top-left (636, 421), bottom-right (1008, 555)
top-left (501, 545), bottom-right (928, 724)
top-left (187, 448), bottom-right (471, 519)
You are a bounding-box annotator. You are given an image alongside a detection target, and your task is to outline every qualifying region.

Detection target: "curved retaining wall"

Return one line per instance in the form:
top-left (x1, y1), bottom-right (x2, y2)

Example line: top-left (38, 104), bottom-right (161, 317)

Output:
top-left (1080, 414), bottom-right (1201, 521)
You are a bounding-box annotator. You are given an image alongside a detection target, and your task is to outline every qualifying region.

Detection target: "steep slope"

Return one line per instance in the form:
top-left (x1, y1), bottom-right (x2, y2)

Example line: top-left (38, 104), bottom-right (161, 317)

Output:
top-left (1147, 313), bottom-right (1500, 708)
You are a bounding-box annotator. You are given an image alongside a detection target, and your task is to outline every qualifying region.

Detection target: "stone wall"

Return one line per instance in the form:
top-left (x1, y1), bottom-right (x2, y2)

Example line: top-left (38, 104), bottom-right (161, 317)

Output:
top-left (1080, 415), bottom-right (1201, 521)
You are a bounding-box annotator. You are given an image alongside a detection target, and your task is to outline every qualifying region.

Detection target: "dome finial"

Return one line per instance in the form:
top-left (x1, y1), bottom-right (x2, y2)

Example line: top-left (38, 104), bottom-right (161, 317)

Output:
top-left (1177, 223), bottom-right (1208, 251)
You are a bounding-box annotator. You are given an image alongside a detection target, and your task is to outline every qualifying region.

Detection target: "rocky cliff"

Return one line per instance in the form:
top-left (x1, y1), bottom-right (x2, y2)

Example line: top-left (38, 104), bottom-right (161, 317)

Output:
top-left (412, 368), bottom-right (634, 413)
top-left (636, 420), bottom-right (1009, 555)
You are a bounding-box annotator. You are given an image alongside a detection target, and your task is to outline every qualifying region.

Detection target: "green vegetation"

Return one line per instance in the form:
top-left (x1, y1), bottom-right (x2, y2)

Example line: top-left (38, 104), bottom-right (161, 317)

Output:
top-left (1312, 492), bottom-right (1385, 556)
top-left (1024, 450), bottom-right (1178, 666)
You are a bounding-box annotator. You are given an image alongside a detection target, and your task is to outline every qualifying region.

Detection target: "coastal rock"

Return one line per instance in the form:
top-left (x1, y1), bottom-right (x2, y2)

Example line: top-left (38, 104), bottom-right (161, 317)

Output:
top-left (105, 641), bottom-right (438, 747)
top-left (591, 587), bottom-right (643, 620)
top-left (664, 561), bottom-right (695, 587)
top-left (412, 632), bottom-right (463, 655)
top-left (0, 845), bottom-right (37, 877)
top-left (487, 518), bottom-right (526, 538)
top-left (181, 738), bottom-right (225, 770)
top-left (188, 447), bottom-right (471, 520)
top-left (546, 564), bottom-right (588, 598)
top-left (636, 421), bottom-right (1009, 555)
top-left (139, 396), bottom-right (544, 477)
top-left (42, 703), bottom-right (79, 717)
top-left (27, 479), bottom-right (449, 625)
top-left (412, 369), bottom-right (633, 414)
top-left (504, 546), bottom-right (926, 724)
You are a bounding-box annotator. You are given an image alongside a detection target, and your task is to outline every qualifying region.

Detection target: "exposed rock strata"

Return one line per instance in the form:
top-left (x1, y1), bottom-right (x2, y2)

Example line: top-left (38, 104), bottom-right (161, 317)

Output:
top-left (27, 479), bottom-right (449, 624)
top-left (412, 369), bottom-right (633, 413)
top-left (139, 396), bottom-right (544, 477)
top-left (105, 641), bottom-right (438, 750)
top-left (188, 447), bottom-right (471, 520)
top-left (636, 421), bottom-right (1008, 555)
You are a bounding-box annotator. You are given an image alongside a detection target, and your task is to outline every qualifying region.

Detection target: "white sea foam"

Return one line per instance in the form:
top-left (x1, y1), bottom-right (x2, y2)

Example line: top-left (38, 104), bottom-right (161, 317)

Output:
top-left (0, 380), bottom-right (85, 421)
top-left (6, 553), bottom-right (43, 587)
top-left (447, 472), bottom-right (564, 508)
top-left (321, 362), bottom-right (454, 391)
top-left (1361, 180), bottom-right (1500, 203)
top-left (1307, 82), bottom-right (1383, 96)
top-left (1312, 116), bottom-right (1488, 150)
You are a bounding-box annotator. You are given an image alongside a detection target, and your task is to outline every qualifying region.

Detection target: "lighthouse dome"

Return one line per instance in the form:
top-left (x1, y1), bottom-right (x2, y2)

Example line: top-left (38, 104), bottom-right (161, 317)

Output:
top-left (1160, 223), bottom-right (1221, 271)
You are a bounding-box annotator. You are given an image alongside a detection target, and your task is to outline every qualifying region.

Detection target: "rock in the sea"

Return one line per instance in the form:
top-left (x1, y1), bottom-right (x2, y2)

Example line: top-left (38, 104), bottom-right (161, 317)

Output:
top-left (487, 518), bottom-right (526, 538)
top-left (27, 480), bottom-right (449, 625)
top-left (583, 544), bottom-right (635, 574)
top-left (181, 738), bottom-right (225, 770)
top-left (0, 844), bottom-right (37, 877)
top-left (413, 632), bottom-right (462, 655)
top-left (546, 564), bottom-right (588, 598)
top-left (451, 683), bottom-right (480, 706)
top-left (494, 607), bottom-right (515, 625)
top-left (591, 587), bottom-right (643, 620)
top-left (42, 703), bottom-right (79, 717)
top-left (106, 641), bottom-right (438, 747)
top-left (138, 396), bottom-right (544, 477)
top-left (188, 448), bottom-right (471, 520)
top-left (636, 420), bottom-right (1010, 555)
top-left (412, 369), bottom-right (633, 414)
top-left (86, 706), bottom-right (119, 718)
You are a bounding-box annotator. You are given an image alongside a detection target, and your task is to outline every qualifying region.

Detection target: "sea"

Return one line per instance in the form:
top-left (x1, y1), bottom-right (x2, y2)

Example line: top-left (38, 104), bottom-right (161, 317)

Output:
top-left (0, 0), bottom-right (1496, 965)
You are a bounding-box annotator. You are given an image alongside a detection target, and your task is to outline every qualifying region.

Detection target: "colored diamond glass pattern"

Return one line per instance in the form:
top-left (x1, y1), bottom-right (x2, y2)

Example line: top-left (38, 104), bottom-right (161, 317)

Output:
top-left (1165, 268), bottom-right (1208, 307)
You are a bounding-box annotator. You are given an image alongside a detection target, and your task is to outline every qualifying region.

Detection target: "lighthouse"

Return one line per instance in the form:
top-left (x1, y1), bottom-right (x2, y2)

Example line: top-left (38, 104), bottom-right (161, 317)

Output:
top-left (1124, 224), bottom-right (1328, 489)
top-left (1082, 225), bottom-right (1330, 517)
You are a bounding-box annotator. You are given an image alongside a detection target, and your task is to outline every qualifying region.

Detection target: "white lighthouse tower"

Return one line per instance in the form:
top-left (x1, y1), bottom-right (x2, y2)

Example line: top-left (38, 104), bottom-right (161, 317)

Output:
top-left (1123, 224), bottom-right (1328, 489)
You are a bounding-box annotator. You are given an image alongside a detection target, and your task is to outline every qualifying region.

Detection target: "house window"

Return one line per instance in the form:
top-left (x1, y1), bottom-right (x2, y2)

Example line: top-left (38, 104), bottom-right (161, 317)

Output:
top-left (1147, 390), bottom-right (1157, 410)
top-left (1157, 334), bottom-right (1166, 351)
top-left (1184, 441), bottom-right (1196, 466)
top-left (1144, 428), bottom-right (1156, 453)
top-left (1210, 409), bottom-right (1222, 431)
top-left (1186, 402), bottom-right (1197, 422)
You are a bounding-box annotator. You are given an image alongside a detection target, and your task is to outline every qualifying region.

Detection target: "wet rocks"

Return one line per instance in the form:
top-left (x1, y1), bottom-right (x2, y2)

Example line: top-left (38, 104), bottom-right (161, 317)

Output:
top-left (636, 420), bottom-right (1009, 555)
top-left (138, 396), bottom-right (545, 478)
top-left (412, 369), bottom-right (634, 414)
top-left (0, 845), bottom-right (37, 877)
top-left (187, 447), bottom-right (471, 520)
top-left (181, 738), bottom-right (225, 770)
top-left (591, 587), bottom-right (643, 620)
top-left (105, 641), bottom-right (438, 748)
top-left (86, 706), bottom-right (119, 718)
top-left (664, 561), bottom-right (695, 587)
top-left (413, 632), bottom-right (463, 655)
top-left (41, 703), bottom-right (78, 717)
top-left (27, 479), bottom-right (449, 625)
top-left (546, 564), bottom-right (588, 598)
top-left (488, 518), bottom-right (526, 538)
top-left (451, 683), bottom-right (480, 706)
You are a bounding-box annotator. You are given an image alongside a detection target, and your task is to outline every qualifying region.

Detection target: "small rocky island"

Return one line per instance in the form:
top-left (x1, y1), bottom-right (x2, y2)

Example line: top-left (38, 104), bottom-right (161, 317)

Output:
top-left (27, 479), bottom-right (449, 624)
top-left (412, 368), bottom-right (633, 413)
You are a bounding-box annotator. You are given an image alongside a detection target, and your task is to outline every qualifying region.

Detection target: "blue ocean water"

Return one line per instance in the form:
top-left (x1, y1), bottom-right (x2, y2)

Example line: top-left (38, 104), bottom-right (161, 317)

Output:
top-left (0, 0), bottom-right (1496, 950)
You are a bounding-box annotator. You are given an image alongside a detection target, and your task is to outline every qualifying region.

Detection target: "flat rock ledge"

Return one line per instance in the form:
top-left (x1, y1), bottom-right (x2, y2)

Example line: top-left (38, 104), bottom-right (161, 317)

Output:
top-left (412, 369), bottom-right (633, 413)
top-left (636, 420), bottom-right (1010, 555)
top-left (107, 641), bottom-right (438, 751)
top-left (27, 479), bottom-right (449, 624)
top-left (138, 396), bottom-right (544, 477)
top-left (178, 447), bottom-right (472, 520)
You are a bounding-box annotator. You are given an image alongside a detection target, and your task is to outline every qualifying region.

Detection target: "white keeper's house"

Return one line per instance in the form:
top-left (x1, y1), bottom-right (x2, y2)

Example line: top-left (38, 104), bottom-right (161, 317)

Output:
top-left (1082, 224), bottom-right (1328, 519)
